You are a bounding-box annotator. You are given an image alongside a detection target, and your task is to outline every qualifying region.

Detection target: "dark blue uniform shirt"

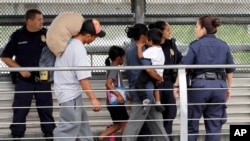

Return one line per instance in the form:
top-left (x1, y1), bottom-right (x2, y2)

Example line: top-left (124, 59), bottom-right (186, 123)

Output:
top-left (161, 39), bottom-right (182, 75)
top-left (181, 34), bottom-right (235, 74)
top-left (2, 25), bottom-right (47, 67)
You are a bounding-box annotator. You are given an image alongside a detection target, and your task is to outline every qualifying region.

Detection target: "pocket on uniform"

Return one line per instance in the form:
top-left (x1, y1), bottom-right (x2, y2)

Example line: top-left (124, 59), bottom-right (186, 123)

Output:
top-left (221, 105), bottom-right (227, 124)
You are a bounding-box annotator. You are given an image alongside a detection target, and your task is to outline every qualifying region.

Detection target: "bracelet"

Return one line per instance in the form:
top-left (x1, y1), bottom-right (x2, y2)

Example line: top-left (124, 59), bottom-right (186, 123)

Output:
top-left (173, 85), bottom-right (179, 88)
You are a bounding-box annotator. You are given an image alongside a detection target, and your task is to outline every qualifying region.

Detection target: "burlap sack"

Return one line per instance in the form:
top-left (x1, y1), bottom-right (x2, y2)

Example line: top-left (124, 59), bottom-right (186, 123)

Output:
top-left (46, 12), bottom-right (84, 56)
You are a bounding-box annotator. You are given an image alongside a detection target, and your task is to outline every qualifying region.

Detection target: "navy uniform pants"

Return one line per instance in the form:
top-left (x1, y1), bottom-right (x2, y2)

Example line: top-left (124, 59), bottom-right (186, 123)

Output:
top-left (158, 81), bottom-right (177, 141)
top-left (10, 79), bottom-right (56, 137)
top-left (188, 79), bottom-right (227, 141)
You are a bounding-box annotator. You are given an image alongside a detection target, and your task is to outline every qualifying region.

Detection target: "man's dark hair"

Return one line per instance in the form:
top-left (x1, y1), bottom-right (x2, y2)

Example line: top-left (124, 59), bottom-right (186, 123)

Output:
top-left (25, 9), bottom-right (42, 21)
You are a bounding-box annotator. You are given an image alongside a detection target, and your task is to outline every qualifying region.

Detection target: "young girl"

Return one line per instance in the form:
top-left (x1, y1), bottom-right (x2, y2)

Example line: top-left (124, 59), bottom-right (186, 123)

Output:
top-left (99, 46), bottom-right (129, 141)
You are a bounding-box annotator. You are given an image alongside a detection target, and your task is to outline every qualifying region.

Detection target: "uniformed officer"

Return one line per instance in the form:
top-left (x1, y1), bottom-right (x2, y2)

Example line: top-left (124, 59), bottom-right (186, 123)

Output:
top-left (148, 21), bottom-right (182, 141)
top-left (173, 16), bottom-right (235, 141)
top-left (1, 9), bottom-right (55, 141)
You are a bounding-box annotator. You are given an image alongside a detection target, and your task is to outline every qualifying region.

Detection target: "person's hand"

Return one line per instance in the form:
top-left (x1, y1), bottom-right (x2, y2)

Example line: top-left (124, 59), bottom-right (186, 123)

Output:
top-left (19, 71), bottom-right (31, 78)
top-left (126, 92), bottom-right (133, 102)
top-left (117, 93), bottom-right (125, 104)
top-left (156, 77), bottom-right (164, 85)
top-left (137, 42), bottom-right (145, 48)
top-left (90, 98), bottom-right (101, 112)
top-left (173, 87), bottom-right (179, 100)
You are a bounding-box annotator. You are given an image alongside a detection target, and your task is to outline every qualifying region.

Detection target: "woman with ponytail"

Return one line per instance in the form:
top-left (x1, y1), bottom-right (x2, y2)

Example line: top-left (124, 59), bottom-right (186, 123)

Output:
top-left (123, 23), bottom-right (170, 141)
top-left (173, 16), bottom-right (235, 141)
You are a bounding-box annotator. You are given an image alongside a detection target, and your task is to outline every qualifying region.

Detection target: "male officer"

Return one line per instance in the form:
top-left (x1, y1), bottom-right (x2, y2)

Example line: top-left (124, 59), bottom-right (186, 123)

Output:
top-left (1, 9), bottom-right (55, 141)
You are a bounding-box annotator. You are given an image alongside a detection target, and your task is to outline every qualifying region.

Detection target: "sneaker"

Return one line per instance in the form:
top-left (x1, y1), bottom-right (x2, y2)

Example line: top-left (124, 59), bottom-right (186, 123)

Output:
top-left (142, 99), bottom-right (150, 114)
top-left (143, 99), bottom-right (150, 105)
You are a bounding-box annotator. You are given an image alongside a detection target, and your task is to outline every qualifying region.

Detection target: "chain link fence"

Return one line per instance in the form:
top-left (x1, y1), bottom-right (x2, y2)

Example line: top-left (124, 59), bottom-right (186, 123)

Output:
top-left (0, 0), bottom-right (250, 75)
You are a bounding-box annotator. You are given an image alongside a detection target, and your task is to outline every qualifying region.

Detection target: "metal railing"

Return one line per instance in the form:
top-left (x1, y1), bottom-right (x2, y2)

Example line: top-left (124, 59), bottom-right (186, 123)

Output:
top-left (0, 64), bottom-right (250, 140)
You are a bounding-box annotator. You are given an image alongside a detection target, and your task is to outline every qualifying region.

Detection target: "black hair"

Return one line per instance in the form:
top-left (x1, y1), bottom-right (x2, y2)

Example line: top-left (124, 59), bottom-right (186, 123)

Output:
top-left (79, 19), bottom-right (94, 36)
top-left (105, 46), bottom-right (125, 66)
top-left (198, 16), bottom-right (221, 34)
top-left (125, 23), bottom-right (148, 41)
top-left (25, 9), bottom-right (42, 21)
top-left (148, 21), bottom-right (167, 32)
top-left (147, 28), bottom-right (163, 45)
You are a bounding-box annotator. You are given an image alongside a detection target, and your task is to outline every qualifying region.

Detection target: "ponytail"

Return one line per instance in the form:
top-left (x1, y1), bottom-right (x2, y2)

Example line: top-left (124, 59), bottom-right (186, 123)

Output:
top-left (105, 57), bottom-right (111, 66)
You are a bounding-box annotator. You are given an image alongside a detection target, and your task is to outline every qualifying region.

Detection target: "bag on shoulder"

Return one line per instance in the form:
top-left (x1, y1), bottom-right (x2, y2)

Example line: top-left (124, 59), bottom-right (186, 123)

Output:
top-left (107, 86), bottom-right (127, 105)
top-left (46, 12), bottom-right (84, 56)
top-left (106, 73), bottom-right (127, 105)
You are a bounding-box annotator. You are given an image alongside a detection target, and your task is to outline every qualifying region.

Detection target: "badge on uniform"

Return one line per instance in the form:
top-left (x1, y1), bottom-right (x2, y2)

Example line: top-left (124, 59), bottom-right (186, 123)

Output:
top-left (40, 71), bottom-right (49, 81)
top-left (41, 35), bottom-right (46, 42)
top-left (170, 48), bottom-right (175, 56)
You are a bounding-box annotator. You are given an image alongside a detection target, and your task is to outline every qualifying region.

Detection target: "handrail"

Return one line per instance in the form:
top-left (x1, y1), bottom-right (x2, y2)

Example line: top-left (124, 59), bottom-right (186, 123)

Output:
top-left (0, 64), bottom-right (249, 141)
top-left (0, 64), bottom-right (247, 72)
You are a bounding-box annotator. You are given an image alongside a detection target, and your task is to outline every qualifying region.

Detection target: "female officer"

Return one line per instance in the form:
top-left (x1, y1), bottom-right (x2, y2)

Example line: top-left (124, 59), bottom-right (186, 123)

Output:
top-left (149, 21), bottom-right (182, 141)
top-left (173, 16), bottom-right (235, 141)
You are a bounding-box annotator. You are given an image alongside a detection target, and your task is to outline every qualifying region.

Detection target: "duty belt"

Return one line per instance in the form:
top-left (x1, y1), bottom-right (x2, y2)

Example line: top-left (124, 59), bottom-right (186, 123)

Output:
top-left (192, 72), bottom-right (226, 80)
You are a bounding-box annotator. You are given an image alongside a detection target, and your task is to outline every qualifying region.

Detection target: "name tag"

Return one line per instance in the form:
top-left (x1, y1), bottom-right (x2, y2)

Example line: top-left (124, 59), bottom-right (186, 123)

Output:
top-left (18, 41), bottom-right (28, 44)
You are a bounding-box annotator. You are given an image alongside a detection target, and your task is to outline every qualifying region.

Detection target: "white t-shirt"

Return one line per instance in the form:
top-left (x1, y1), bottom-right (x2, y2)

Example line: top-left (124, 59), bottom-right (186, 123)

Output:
top-left (143, 46), bottom-right (165, 76)
top-left (54, 39), bottom-right (91, 103)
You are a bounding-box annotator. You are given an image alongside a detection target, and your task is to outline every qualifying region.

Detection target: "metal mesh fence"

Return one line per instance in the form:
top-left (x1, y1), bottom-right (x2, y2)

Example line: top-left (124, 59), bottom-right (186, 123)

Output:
top-left (0, 0), bottom-right (250, 75)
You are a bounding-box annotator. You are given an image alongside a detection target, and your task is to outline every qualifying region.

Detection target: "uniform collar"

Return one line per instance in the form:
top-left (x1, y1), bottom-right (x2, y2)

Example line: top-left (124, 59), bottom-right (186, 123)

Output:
top-left (21, 24), bottom-right (41, 34)
top-left (201, 34), bottom-right (216, 39)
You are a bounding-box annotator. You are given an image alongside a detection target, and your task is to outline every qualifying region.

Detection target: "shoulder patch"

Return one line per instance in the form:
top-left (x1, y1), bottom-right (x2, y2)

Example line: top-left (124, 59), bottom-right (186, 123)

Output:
top-left (182, 47), bottom-right (189, 56)
top-left (182, 39), bottom-right (198, 56)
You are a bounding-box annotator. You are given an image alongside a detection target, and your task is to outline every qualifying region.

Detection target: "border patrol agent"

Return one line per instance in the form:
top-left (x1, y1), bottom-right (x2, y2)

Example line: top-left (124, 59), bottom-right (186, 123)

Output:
top-left (173, 16), bottom-right (235, 141)
top-left (1, 9), bottom-right (55, 141)
top-left (149, 21), bottom-right (182, 141)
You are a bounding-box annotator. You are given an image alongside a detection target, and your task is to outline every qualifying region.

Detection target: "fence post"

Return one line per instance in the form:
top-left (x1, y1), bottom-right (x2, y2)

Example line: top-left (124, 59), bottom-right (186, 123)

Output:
top-left (178, 68), bottom-right (188, 141)
top-left (134, 0), bottom-right (145, 23)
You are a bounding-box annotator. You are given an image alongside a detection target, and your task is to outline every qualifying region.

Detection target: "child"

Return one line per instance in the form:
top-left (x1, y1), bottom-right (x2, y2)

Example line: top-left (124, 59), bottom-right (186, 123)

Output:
top-left (99, 46), bottom-right (129, 141)
top-left (135, 28), bottom-right (165, 112)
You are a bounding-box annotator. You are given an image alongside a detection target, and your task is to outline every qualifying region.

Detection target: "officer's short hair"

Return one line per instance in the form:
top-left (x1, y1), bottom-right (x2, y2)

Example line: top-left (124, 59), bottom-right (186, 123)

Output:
top-left (25, 9), bottom-right (42, 21)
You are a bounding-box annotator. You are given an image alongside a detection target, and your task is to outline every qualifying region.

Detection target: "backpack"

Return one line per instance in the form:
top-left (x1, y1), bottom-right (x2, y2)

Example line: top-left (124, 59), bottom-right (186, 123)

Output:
top-left (39, 45), bottom-right (56, 82)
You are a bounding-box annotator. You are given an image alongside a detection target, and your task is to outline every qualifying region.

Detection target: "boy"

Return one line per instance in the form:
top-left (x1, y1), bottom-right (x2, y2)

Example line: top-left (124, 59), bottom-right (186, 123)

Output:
top-left (135, 28), bottom-right (165, 112)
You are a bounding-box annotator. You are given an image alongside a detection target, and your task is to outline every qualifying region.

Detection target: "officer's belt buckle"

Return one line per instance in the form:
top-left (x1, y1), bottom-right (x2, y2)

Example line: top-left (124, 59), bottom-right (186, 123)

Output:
top-left (204, 72), bottom-right (217, 80)
top-left (194, 72), bottom-right (225, 80)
